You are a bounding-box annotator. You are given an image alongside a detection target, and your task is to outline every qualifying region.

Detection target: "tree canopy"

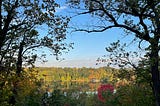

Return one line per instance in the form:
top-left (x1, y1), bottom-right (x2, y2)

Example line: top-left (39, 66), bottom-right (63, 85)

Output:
top-left (66, 0), bottom-right (160, 105)
top-left (0, 1), bottom-right (72, 105)
top-left (0, 0), bottom-right (72, 74)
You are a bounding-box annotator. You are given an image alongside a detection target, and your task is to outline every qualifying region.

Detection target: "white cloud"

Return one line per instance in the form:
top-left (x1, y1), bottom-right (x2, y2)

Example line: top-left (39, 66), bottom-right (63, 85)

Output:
top-left (55, 5), bottom-right (68, 13)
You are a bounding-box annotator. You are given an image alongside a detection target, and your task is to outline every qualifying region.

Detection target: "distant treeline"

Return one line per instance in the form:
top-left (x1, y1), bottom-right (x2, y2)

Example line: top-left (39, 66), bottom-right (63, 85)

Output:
top-left (35, 67), bottom-right (118, 83)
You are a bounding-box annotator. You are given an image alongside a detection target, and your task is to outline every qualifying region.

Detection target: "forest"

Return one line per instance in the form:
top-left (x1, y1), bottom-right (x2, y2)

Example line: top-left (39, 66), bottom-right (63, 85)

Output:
top-left (37, 67), bottom-right (115, 82)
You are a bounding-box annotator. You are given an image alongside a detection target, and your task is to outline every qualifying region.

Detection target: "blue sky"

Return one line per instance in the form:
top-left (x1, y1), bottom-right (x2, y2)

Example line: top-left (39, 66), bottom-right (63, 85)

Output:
top-left (35, 0), bottom-right (146, 68)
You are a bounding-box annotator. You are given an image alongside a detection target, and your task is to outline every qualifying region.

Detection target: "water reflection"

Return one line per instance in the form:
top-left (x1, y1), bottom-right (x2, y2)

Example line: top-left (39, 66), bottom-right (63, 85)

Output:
top-left (52, 81), bottom-right (101, 92)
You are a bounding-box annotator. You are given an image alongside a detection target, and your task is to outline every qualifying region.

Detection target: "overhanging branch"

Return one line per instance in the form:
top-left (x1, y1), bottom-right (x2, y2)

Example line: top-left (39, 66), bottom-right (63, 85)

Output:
top-left (22, 44), bottom-right (42, 55)
top-left (74, 25), bottom-right (115, 33)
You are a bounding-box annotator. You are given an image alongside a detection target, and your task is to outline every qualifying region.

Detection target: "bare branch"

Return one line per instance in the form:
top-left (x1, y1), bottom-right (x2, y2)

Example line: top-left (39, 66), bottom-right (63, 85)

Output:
top-left (93, 0), bottom-right (118, 25)
top-left (22, 44), bottom-right (42, 55)
top-left (76, 8), bottom-right (100, 16)
top-left (74, 22), bottom-right (150, 41)
top-left (139, 14), bottom-right (149, 34)
top-left (74, 25), bottom-right (116, 33)
top-left (72, 0), bottom-right (151, 41)
top-left (127, 2), bottom-right (150, 41)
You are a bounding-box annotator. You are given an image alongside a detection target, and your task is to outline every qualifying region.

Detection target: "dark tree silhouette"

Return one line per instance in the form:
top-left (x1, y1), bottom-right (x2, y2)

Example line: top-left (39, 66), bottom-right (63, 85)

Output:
top-left (66, 0), bottom-right (160, 105)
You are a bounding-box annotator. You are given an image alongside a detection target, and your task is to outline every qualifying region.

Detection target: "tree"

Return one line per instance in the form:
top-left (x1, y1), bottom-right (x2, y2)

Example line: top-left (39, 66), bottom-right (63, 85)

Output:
top-left (0, 0), bottom-right (72, 105)
top-left (0, 0), bottom-right (73, 74)
top-left (66, 0), bottom-right (160, 105)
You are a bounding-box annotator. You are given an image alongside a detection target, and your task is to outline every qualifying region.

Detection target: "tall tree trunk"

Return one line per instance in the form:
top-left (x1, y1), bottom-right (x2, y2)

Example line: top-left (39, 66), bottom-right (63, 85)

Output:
top-left (150, 38), bottom-right (160, 106)
top-left (16, 41), bottom-right (24, 76)
top-left (9, 41), bottom-right (24, 105)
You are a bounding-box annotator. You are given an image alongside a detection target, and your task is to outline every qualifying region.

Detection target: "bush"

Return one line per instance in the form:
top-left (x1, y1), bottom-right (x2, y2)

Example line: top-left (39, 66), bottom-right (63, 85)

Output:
top-left (113, 84), bottom-right (154, 106)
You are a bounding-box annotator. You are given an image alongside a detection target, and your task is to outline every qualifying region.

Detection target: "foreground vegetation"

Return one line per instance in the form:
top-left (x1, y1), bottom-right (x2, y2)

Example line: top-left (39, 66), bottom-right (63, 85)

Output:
top-left (0, 67), bottom-right (155, 106)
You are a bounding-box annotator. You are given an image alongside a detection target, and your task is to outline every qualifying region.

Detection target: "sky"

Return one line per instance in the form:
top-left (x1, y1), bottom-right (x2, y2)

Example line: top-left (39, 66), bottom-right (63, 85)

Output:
top-left (35, 0), bottom-right (147, 68)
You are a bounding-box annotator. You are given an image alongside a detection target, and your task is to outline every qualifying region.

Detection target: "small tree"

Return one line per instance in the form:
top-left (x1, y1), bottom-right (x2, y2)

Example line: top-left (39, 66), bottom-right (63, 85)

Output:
top-left (66, 0), bottom-right (160, 105)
